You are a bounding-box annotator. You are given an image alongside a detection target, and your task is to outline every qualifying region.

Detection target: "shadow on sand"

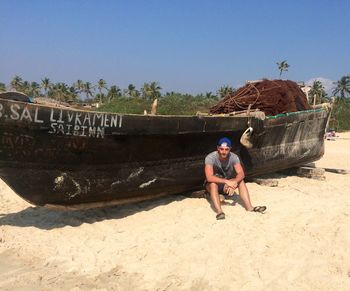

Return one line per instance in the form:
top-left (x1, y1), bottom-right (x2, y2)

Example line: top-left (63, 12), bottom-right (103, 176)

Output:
top-left (0, 194), bottom-right (187, 230)
top-left (0, 173), bottom-right (286, 230)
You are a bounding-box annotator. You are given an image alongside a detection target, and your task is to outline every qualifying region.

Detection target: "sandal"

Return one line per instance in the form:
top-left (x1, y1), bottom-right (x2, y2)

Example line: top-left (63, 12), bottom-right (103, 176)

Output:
top-left (216, 212), bottom-right (225, 220)
top-left (251, 206), bottom-right (267, 213)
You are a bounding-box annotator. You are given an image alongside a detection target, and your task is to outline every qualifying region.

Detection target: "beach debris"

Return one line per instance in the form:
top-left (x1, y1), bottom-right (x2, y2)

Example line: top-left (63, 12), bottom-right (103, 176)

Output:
top-left (251, 178), bottom-right (279, 187)
top-left (287, 166), bottom-right (326, 180)
top-left (210, 79), bottom-right (310, 115)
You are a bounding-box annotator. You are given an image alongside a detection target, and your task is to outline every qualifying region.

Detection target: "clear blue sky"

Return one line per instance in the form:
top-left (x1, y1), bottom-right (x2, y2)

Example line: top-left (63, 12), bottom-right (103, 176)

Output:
top-left (1, 0), bottom-right (349, 94)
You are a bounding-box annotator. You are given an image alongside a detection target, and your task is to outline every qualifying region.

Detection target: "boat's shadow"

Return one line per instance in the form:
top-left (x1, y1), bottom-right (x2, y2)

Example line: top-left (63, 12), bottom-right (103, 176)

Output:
top-left (0, 194), bottom-right (187, 230)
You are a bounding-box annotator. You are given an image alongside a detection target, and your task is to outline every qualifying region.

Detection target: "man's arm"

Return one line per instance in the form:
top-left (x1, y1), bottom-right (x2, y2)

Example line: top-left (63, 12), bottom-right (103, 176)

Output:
top-left (228, 163), bottom-right (245, 189)
top-left (205, 164), bottom-right (229, 184)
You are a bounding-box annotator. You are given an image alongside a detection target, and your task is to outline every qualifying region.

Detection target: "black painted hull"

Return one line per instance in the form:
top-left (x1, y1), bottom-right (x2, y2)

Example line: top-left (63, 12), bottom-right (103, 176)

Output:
top-left (0, 98), bottom-right (329, 208)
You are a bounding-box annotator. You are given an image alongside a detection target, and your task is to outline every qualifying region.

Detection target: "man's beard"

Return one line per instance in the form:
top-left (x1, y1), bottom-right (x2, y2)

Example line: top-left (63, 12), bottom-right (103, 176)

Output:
top-left (219, 152), bottom-right (228, 159)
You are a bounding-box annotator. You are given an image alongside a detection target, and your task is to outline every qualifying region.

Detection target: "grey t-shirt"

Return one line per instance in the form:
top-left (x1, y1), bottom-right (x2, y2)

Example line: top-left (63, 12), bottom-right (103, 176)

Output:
top-left (205, 151), bottom-right (240, 179)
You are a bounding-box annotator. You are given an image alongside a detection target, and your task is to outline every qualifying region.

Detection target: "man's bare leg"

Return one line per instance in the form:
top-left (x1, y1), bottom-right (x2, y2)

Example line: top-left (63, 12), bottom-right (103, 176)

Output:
top-left (206, 183), bottom-right (223, 214)
top-left (237, 180), bottom-right (253, 211)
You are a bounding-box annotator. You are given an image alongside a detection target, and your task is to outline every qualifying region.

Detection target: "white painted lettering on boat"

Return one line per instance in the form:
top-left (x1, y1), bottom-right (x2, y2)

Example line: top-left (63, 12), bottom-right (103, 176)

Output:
top-left (83, 113), bottom-right (91, 126)
top-left (1, 103), bottom-right (123, 138)
top-left (110, 115), bottom-right (118, 127)
top-left (34, 107), bottom-right (44, 123)
top-left (49, 123), bottom-right (105, 138)
top-left (75, 112), bottom-right (82, 125)
top-left (6, 104), bottom-right (43, 123)
top-left (10, 104), bottom-right (20, 120)
top-left (67, 111), bottom-right (75, 123)
top-left (21, 107), bottom-right (33, 122)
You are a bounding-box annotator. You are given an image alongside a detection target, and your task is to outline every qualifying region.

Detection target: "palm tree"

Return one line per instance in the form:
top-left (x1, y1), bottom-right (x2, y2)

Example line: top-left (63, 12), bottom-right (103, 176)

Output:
top-left (218, 85), bottom-right (235, 98)
top-left (48, 83), bottom-right (59, 101)
top-left (66, 86), bottom-right (79, 103)
top-left (82, 82), bottom-right (95, 100)
top-left (142, 81), bottom-right (161, 99)
top-left (53, 83), bottom-right (68, 102)
top-left (107, 85), bottom-right (121, 103)
top-left (309, 80), bottom-right (327, 105)
top-left (333, 75), bottom-right (350, 98)
top-left (125, 83), bottom-right (140, 98)
top-left (0, 82), bottom-right (6, 92)
top-left (10, 75), bottom-right (23, 91)
top-left (205, 92), bottom-right (216, 99)
top-left (150, 81), bottom-right (161, 98)
top-left (41, 77), bottom-right (51, 95)
top-left (29, 81), bottom-right (41, 97)
top-left (127, 83), bottom-right (135, 94)
top-left (276, 60), bottom-right (290, 77)
top-left (73, 79), bottom-right (84, 93)
top-left (21, 81), bottom-right (31, 95)
top-left (95, 93), bottom-right (106, 103)
top-left (97, 79), bottom-right (107, 104)
top-left (141, 83), bottom-right (151, 99)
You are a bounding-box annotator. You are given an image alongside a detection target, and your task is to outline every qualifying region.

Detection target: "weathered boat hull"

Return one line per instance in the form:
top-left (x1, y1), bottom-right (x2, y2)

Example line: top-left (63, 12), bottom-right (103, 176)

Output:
top-left (0, 98), bottom-right (329, 208)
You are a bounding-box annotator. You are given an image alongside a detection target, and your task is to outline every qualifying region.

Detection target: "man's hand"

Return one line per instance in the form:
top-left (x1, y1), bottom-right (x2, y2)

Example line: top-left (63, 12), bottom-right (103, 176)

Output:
top-left (223, 184), bottom-right (235, 196)
top-left (225, 179), bottom-right (238, 190)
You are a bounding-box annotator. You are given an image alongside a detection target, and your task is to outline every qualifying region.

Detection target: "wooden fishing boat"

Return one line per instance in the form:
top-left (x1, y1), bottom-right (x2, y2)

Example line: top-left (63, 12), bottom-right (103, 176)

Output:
top-left (0, 94), bottom-right (331, 209)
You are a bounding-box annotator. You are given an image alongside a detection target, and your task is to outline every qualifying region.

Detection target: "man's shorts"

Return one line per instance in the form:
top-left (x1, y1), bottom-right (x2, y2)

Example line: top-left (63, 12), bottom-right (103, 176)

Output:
top-left (204, 180), bottom-right (227, 194)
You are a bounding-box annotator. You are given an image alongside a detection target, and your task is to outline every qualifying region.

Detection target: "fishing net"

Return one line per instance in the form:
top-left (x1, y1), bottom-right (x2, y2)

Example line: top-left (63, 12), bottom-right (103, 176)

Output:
top-left (210, 79), bottom-right (310, 116)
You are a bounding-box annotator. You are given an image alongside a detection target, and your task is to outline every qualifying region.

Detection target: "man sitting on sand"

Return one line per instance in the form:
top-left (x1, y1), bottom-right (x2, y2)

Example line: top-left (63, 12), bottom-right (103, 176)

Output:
top-left (204, 137), bottom-right (266, 220)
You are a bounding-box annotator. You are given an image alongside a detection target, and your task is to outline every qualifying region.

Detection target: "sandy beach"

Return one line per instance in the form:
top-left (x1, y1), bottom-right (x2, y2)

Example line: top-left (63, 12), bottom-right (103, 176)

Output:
top-left (1, 133), bottom-right (349, 290)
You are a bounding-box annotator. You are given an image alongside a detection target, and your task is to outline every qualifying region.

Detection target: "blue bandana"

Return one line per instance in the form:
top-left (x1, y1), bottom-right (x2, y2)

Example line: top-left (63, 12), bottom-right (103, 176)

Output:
top-left (217, 137), bottom-right (232, 147)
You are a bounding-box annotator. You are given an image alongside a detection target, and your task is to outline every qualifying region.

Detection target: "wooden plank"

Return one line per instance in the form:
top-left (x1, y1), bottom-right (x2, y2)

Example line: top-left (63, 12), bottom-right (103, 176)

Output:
top-left (303, 164), bottom-right (350, 175)
top-left (323, 168), bottom-right (350, 174)
top-left (296, 166), bottom-right (325, 180)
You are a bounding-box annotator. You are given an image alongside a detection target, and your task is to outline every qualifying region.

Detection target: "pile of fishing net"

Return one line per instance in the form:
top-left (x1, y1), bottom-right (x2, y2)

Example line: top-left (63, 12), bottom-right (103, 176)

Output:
top-left (210, 79), bottom-right (311, 116)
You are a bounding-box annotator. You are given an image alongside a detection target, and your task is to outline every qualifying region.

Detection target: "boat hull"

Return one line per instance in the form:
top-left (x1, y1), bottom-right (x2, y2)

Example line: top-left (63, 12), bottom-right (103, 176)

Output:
top-left (0, 99), bottom-right (328, 208)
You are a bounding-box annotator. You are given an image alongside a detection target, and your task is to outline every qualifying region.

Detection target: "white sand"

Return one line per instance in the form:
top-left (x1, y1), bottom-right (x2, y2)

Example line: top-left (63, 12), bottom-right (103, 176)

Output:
top-left (1, 133), bottom-right (350, 290)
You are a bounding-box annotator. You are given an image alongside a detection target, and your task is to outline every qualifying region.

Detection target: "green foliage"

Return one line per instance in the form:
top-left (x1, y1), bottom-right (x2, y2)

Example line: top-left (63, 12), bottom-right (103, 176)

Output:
top-left (99, 93), bottom-right (217, 115)
top-left (330, 97), bottom-right (350, 132)
top-left (309, 80), bottom-right (328, 104)
top-left (141, 81), bottom-right (162, 99)
top-left (10, 75), bottom-right (23, 91)
top-left (99, 97), bottom-right (151, 114)
top-left (125, 84), bottom-right (140, 98)
top-left (157, 93), bottom-right (217, 115)
top-left (47, 82), bottom-right (78, 102)
top-left (217, 85), bottom-right (235, 98)
top-left (73, 80), bottom-right (84, 93)
top-left (41, 77), bottom-right (51, 94)
top-left (0, 82), bottom-right (6, 92)
top-left (106, 85), bottom-right (121, 103)
top-left (97, 79), bottom-right (107, 104)
top-left (333, 75), bottom-right (350, 98)
top-left (82, 82), bottom-right (95, 99)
